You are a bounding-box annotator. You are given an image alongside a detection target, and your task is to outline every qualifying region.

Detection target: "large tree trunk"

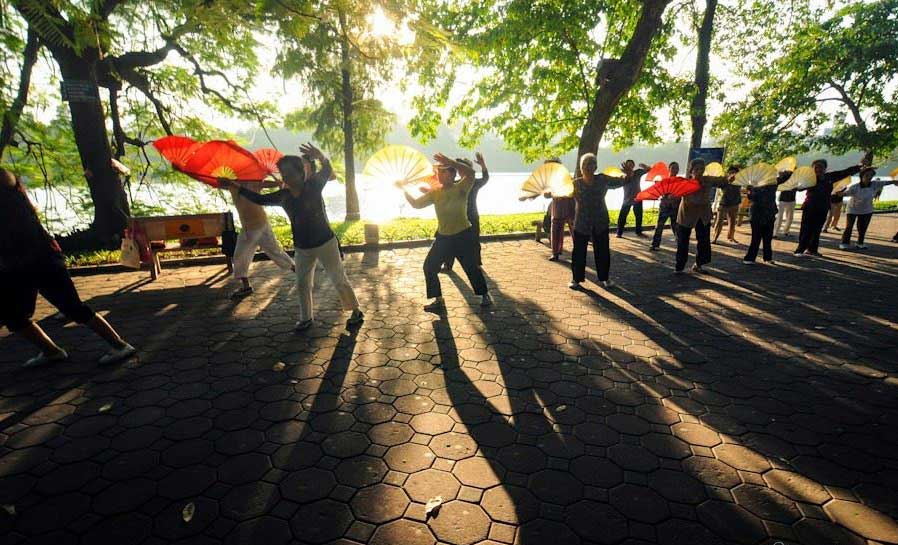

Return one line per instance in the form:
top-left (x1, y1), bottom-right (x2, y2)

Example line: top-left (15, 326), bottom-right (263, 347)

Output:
top-left (339, 13), bottom-right (361, 222)
top-left (690, 0), bottom-right (718, 150)
top-left (0, 28), bottom-right (40, 159)
top-left (56, 51), bottom-right (130, 249)
top-left (577, 0), bottom-right (671, 173)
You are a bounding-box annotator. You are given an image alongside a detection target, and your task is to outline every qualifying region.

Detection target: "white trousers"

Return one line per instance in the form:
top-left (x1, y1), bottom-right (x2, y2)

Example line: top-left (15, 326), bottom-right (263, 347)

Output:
top-left (775, 202), bottom-right (795, 235)
top-left (233, 224), bottom-right (294, 278)
top-left (295, 237), bottom-right (359, 322)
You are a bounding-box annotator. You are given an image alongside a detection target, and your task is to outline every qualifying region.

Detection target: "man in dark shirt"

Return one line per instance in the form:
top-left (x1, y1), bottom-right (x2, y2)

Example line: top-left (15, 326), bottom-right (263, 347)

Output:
top-left (616, 159), bottom-right (647, 238)
top-left (793, 153), bottom-right (871, 257)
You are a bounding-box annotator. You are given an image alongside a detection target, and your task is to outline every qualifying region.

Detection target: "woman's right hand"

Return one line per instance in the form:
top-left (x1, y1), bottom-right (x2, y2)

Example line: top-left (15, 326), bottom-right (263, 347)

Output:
top-left (217, 178), bottom-right (235, 189)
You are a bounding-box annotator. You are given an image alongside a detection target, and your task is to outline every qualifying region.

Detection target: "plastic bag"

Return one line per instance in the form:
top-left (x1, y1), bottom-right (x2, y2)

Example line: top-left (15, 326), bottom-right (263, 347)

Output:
top-left (120, 233), bottom-right (141, 269)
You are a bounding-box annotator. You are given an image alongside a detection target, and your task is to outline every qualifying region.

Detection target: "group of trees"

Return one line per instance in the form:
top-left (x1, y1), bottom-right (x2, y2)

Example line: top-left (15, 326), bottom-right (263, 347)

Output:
top-left (2, 0), bottom-right (896, 250)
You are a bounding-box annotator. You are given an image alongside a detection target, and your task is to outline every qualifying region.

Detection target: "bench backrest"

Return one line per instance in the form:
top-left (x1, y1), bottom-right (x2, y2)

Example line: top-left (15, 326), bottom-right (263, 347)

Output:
top-left (130, 212), bottom-right (234, 241)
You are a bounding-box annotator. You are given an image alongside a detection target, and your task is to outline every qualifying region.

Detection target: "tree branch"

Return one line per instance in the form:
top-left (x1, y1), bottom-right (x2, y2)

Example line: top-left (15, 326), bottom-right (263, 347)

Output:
top-left (117, 68), bottom-right (173, 135)
top-left (0, 27), bottom-right (40, 159)
top-left (828, 79), bottom-right (867, 130)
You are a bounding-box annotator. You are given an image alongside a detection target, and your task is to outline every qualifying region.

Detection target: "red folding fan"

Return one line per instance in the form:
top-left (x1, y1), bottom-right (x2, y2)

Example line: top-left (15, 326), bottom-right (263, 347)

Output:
top-left (153, 135), bottom-right (201, 169)
top-left (635, 176), bottom-right (701, 202)
top-left (178, 141), bottom-right (273, 187)
top-left (644, 161), bottom-right (670, 182)
top-left (253, 148), bottom-right (285, 173)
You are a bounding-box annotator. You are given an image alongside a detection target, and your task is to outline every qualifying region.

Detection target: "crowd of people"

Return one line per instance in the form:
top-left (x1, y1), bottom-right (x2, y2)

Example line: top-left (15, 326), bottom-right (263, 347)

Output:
top-left (0, 144), bottom-right (895, 368)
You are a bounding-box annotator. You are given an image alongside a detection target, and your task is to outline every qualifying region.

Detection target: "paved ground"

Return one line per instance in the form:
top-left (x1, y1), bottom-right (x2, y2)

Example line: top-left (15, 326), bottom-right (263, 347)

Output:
top-left (2, 214), bottom-right (898, 545)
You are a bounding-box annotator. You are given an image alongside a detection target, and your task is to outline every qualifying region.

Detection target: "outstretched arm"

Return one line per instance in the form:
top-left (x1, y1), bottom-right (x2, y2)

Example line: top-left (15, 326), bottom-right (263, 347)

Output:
top-left (219, 178), bottom-right (285, 206)
top-left (395, 181), bottom-right (434, 209)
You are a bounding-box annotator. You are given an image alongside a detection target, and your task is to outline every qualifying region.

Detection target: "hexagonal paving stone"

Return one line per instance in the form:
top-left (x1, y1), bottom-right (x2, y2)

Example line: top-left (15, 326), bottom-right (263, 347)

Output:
top-left (335, 455), bottom-right (389, 488)
top-left (762, 469), bottom-right (830, 504)
top-left (350, 484), bottom-right (409, 524)
top-left (695, 500), bottom-right (767, 545)
top-left (219, 452), bottom-right (272, 485)
top-left (428, 500), bottom-right (491, 545)
top-left (515, 518), bottom-right (580, 545)
top-left (354, 402), bottom-right (397, 424)
top-left (369, 519), bottom-right (435, 545)
top-left (565, 500), bottom-right (628, 544)
top-left (573, 422), bottom-right (619, 446)
top-left (290, 499), bottom-right (353, 544)
top-left (648, 469), bottom-right (707, 504)
top-left (481, 485), bottom-right (541, 524)
top-left (681, 455), bottom-right (741, 489)
top-left (404, 468), bottom-right (461, 503)
top-left (271, 441), bottom-right (322, 471)
top-left (322, 431), bottom-right (371, 458)
top-left (671, 422), bottom-right (722, 447)
top-left (609, 483), bottom-right (670, 524)
top-left (410, 413), bottom-right (456, 435)
top-left (569, 455), bottom-right (624, 488)
top-left (225, 516), bottom-right (293, 545)
top-left (430, 432), bottom-right (478, 460)
top-left (394, 394), bottom-right (436, 415)
top-left (221, 481), bottom-right (281, 520)
top-left (368, 422), bottom-right (415, 446)
top-left (496, 444), bottom-right (546, 474)
top-left (656, 518), bottom-right (724, 545)
top-left (823, 499), bottom-right (898, 543)
top-left (384, 443), bottom-right (435, 473)
top-left (280, 467), bottom-right (336, 503)
top-left (452, 456), bottom-right (504, 489)
top-left (712, 443), bottom-right (771, 473)
top-left (529, 469), bottom-right (583, 506)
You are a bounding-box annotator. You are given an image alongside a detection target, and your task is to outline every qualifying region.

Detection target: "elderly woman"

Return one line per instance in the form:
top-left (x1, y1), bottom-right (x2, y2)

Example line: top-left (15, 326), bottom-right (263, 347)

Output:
top-left (794, 153), bottom-right (871, 257)
top-left (675, 159), bottom-right (731, 273)
top-left (839, 168), bottom-right (896, 250)
top-left (220, 143), bottom-right (363, 330)
top-left (569, 153), bottom-right (626, 289)
top-left (398, 153), bottom-right (491, 311)
top-left (0, 168), bottom-right (136, 368)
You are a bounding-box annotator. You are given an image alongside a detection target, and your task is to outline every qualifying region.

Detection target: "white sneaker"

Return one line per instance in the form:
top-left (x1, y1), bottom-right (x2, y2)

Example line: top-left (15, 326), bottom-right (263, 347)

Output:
top-left (855, 244), bottom-right (867, 250)
top-left (23, 350), bottom-right (68, 368)
top-left (601, 280), bottom-right (614, 288)
top-left (838, 243), bottom-right (850, 250)
top-left (568, 281), bottom-right (581, 290)
top-left (742, 260), bottom-right (755, 265)
top-left (98, 343), bottom-right (136, 366)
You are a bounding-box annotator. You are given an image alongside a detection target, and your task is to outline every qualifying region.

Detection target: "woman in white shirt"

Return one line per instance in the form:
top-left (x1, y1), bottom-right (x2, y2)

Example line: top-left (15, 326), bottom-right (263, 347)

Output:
top-left (839, 168), bottom-right (896, 250)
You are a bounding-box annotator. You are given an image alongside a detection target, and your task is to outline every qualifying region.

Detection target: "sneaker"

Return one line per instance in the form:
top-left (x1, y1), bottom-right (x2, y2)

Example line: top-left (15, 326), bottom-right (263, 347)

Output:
top-left (728, 239), bottom-right (739, 245)
top-left (439, 265), bottom-right (452, 274)
top-left (855, 244), bottom-right (867, 250)
top-left (230, 286), bottom-right (253, 300)
top-left (480, 294), bottom-right (493, 307)
top-left (424, 299), bottom-right (445, 312)
top-left (793, 252), bottom-right (807, 257)
top-left (806, 251), bottom-right (822, 257)
top-left (98, 343), bottom-right (136, 366)
top-left (839, 243), bottom-right (850, 250)
top-left (294, 319), bottom-right (314, 331)
top-left (764, 260), bottom-right (776, 265)
top-left (601, 280), bottom-right (614, 288)
top-left (674, 269), bottom-right (685, 275)
top-left (568, 281), bottom-right (582, 290)
top-left (649, 245), bottom-right (660, 251)
top-left (23, 349), bottom-right (68, 369)
top-left (742, 260), bottom-right (755, 265)
top-left (691, 264), bottom-right (704, 273)
top-left (347, 309), bottom-right (365, 325)
top-left (548, 255), bottom-right (560, 261)
top-left (616, 233), bottom-right (623, 239)
top-left (833, 227), bottom-right (842, 231)
top-left (635, 232), bottom-right (646, 238)
top-left (823, 228), bottom-right (829, 233)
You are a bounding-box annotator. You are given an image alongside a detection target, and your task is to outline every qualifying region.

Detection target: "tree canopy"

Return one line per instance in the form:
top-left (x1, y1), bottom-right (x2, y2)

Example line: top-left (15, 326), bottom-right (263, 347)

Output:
top-left (712, 0), bottom-right (898, 163)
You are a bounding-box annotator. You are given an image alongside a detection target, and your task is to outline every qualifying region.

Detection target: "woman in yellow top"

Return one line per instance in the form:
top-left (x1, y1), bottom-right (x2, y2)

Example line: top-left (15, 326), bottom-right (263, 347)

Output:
top-left (398, 153), bottom-right (491, 311)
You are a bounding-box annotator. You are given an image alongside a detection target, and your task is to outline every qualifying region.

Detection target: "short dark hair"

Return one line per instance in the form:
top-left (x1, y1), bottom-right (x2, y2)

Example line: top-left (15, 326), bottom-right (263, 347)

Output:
top-left (544, 157), bottom-right (562, 164)
top-left (727, 165), bottom-right (740, 173)
top-left (668, 161), bottom-right (679, 168)
top-left (688, 158), bottom-right (706, 171)
top-left (812, 159), bottom-right (827, 169)
top-left (277, 155), bottom-right (305, 180)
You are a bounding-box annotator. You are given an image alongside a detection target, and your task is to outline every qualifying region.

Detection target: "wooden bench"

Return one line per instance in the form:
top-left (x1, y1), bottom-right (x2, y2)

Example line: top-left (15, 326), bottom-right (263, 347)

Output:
top-left (129, 212), bottom-right (236, 280)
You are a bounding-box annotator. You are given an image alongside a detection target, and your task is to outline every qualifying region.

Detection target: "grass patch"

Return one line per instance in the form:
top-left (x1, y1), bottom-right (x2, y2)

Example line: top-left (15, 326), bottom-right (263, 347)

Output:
top-left (874, 200), bottom-right (897, 211)
top-left (65, 208), bottom-right (661, 267)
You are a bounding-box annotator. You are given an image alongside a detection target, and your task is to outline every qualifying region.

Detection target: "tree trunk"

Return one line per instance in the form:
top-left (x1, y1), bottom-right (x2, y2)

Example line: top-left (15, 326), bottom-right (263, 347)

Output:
top-left (690, 0), bottom-right (718, 150)
top-left (339, 13), bottom-right (361, 222)
top-left (577, 0), bottom-right (671, 173)
top-left (0, 28), bottom-right (40, 159)
top-left (56, 51), bottom-right (130, 249)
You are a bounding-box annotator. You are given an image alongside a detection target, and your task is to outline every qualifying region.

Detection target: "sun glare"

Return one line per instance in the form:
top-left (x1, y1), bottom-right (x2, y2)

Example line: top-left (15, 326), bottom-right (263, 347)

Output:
top-left (367, 7), bottom-right (394, 38)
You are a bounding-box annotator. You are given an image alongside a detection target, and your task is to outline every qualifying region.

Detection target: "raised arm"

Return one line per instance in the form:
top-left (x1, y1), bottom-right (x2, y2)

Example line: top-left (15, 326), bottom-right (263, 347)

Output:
top-left (434, 153), bottom-right (475, 185)
top-left (300, 142), bottom-right (333, 190)
top-left (474, 152), bottom-right (489, 188)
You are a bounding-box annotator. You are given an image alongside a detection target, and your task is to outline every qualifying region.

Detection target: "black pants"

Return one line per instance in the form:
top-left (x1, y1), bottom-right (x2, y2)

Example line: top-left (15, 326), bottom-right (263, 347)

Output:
top-left (795, 205), bottom-right (828, 254)
top-left (571, 226), bottom-right (611, 282)
top-left (424, 227), bottom-right (487, 298)
top-left (617, 202), bottom-right (643, 235)
top-left (744, 220), bottom-right (774, 262)
top-left (0, 260), bottom-right (94, 331)
top-left (443, 220), bottom-right (480, 269)
top-left (651, 206), bottom-right (678, 248)
top-left (842, 214), bottom-right (872, 245)
top-left (676, 219), bottom-right (712, 271)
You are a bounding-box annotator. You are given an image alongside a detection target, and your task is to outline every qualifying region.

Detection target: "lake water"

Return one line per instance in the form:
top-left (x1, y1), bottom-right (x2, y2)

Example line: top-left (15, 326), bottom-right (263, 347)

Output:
top-left (28, 172), bottom-right (898, 233)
